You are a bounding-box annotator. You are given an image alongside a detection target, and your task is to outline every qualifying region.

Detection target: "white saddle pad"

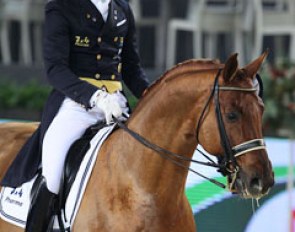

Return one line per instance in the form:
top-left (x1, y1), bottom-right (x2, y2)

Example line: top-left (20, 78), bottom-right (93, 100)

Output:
top-left (0, 124), bottom-right (116, 230)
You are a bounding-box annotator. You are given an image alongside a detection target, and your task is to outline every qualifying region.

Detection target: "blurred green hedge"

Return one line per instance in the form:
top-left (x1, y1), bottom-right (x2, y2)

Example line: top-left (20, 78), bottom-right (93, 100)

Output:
top-left (262, 62), bottom-right (295, 137)
top-left (0, 81), bottom-right (51, 111)
top-left (0, 81), bottom-right (138, 112)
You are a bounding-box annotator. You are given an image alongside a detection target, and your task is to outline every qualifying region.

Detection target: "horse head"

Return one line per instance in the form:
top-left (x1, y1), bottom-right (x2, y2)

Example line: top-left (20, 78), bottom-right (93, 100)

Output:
top-left (127, 52), bottom-right (274, 202)
top-left (198, 52), bottom-right (274, 199)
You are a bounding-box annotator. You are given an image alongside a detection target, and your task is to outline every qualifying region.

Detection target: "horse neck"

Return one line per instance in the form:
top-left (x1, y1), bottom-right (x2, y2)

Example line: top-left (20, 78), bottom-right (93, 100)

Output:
top-left (121, 70), bottom-right (217, 204)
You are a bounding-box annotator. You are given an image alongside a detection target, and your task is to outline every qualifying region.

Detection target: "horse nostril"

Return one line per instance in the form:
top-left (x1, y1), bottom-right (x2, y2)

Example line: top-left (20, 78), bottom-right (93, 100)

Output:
top-left (249, 177), bottom-right (262, 193)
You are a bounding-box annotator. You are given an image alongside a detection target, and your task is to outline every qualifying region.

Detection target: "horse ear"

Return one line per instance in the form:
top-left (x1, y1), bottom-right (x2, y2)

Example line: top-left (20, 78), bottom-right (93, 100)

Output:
top-left (223, 53), bottom-right (238, 83)
top-left (243, 51), bottom-right (268, 78)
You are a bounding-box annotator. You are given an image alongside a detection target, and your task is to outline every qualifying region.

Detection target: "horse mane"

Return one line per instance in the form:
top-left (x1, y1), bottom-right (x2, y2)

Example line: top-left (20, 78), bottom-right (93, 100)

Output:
top-left (143, 59), bottom-right (224, 97)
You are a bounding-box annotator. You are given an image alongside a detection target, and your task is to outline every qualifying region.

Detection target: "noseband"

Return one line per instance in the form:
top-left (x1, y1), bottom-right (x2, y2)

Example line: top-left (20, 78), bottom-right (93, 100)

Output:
top-left (115, 69), bottom-right (266, 189)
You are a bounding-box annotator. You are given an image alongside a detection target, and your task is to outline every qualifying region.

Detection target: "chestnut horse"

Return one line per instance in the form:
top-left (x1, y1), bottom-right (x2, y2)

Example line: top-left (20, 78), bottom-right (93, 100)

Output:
top-left (0, 53), bottom-right (274, 232)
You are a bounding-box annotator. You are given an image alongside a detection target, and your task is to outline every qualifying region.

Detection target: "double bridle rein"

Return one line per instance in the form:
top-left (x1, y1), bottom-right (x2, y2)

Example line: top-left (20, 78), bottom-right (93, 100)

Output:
top-left (115, 69), bottom-right (266, 190)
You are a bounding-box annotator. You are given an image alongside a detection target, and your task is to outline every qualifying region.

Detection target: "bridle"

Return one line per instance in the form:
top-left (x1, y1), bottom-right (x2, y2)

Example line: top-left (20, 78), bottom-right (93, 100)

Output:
top-left (195, 69), bottom-right (266, 190)
top-left (115, 69), bottom-right (266, 190)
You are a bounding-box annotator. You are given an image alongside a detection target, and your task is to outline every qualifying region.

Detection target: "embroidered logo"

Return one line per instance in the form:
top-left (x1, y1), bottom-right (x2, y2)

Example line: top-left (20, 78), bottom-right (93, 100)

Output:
top-left (75, 36), bottom-right (90, 47)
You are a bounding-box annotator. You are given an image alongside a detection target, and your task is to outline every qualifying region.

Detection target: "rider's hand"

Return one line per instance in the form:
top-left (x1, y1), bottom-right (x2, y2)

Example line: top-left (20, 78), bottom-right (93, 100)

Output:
top-left (91, 89), bottom-right (123, 124)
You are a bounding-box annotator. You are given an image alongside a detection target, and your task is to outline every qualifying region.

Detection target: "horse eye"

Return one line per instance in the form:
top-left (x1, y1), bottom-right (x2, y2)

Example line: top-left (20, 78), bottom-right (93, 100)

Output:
top-left (226, 112), bottom-right (239, 122)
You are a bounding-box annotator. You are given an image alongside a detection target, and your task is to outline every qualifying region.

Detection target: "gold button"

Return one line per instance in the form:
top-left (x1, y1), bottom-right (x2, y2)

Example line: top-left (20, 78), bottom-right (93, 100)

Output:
top-left (118, 63), bottom-right (122, 73)
top-left (95, 73), bottom-right (101, 79)
top-left (96, 54), bottom-right (102, 60)
top-left (92, 17), bottom-right (97, 22)
top-left (111, 75), bottom-right (116, 80)
top-left (86, 13), bottom-right (91, 19)
top-left (97, 37), bottom-right (102, 43)
top-left (120, 37), bottom-right (124, 43)
top-left (114, 37), bottom-right (118, 42)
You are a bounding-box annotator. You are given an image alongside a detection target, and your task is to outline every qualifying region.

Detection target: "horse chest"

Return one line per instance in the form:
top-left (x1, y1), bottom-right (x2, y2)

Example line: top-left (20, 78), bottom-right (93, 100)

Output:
top-left (94, 196), bottom-right (193, 232)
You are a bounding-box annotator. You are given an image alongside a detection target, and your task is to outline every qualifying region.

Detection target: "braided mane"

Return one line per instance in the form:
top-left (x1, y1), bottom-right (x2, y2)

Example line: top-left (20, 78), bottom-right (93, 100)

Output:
top-left (143, 59), bottom-right (224, 97)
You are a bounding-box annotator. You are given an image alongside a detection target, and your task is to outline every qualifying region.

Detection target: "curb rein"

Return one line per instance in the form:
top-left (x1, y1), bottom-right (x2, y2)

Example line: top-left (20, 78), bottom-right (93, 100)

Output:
top-left (115, 69), bottom-right (266, 190)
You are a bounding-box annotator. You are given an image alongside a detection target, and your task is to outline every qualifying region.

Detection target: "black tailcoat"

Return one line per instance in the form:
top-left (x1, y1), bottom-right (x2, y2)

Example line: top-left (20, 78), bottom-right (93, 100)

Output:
top-left (1, 0), bottom-right (149, 187)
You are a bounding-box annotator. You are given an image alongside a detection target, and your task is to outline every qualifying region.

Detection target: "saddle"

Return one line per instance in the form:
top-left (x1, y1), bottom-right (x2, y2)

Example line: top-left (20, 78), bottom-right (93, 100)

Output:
top-left (31, 122), bottom-right (112, 231)
top-left (0, 122), bottom-right (117, 230)
top-left (59, 122), bottom-right (108, 209)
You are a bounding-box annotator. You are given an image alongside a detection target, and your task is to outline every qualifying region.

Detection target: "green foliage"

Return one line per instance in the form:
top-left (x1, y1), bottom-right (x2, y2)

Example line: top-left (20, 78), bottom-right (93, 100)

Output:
top-left (262, 63), bottom-right (295, 136)
top-left (121, 83), bottom-right (138, 109)
top-left (0, 81), bottom-right (139, 111)
top-left (0, 81), bottom-right (51, 111)
top-left (127, 94), bottom-right (138, 109)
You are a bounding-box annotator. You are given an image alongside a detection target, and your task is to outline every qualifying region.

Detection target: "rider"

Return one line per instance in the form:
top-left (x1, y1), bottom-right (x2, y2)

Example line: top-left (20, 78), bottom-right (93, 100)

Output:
top-left (1, 0), bottom-right (149, 231)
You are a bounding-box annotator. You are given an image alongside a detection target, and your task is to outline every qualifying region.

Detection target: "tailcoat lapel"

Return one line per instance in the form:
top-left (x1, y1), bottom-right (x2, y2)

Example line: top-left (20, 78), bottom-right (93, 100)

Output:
top-left (101, 0), bottom-right (127, 37)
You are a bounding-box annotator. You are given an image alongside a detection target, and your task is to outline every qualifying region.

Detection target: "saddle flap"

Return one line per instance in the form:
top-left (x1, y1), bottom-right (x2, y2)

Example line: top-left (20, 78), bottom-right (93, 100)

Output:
top-left (59, 122), bottom-right (107, 210)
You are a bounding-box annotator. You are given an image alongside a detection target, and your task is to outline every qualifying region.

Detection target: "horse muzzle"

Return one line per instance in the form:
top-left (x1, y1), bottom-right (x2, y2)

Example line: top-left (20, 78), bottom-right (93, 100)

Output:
top-left (228, 163), bottom-right (274, 199)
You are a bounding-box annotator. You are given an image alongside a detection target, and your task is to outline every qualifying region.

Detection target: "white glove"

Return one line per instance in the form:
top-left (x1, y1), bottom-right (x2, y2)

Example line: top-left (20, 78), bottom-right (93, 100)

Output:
top-left (91, 89), bottom-right (123, 124)
top-left (109, 91), bottom-right (129, 116)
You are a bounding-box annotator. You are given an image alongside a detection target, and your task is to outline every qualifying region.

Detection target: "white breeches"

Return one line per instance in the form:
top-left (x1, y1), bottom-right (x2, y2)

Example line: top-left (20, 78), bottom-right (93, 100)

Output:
top-left (42, 92), bottom-right (127, 194)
